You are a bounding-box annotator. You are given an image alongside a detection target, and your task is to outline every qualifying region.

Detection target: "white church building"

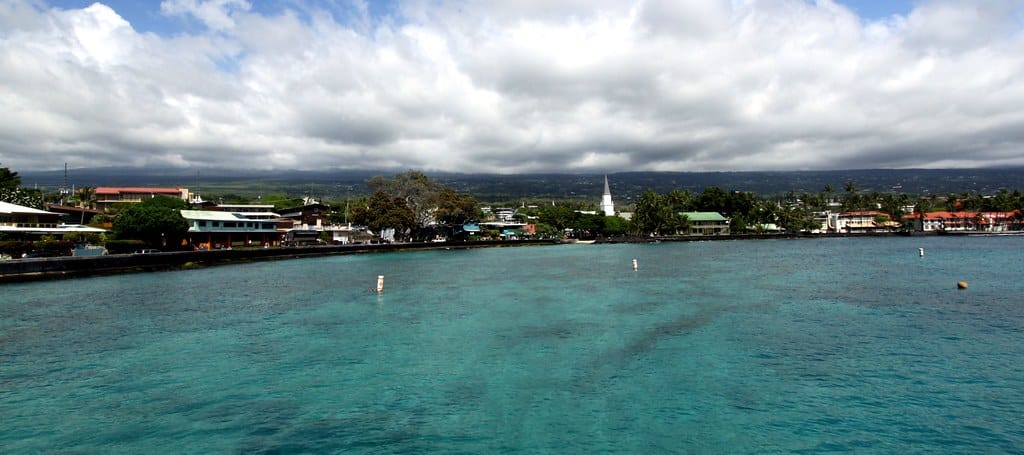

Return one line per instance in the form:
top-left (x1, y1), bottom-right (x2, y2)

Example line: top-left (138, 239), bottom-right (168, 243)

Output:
top-left (600, 175), bottom-right (615, 216)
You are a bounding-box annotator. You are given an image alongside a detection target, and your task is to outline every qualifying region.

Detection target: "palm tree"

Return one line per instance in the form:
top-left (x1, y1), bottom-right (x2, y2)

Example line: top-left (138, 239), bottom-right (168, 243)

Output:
top-left (944, 193), bottom-right (960, 212)
top-left (78, 186), bottom-right (96, 209)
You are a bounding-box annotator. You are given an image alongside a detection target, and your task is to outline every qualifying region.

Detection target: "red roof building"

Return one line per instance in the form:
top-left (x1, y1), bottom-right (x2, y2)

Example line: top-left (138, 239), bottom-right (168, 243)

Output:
top-left (906, 210), bottom-right (1023, 232)
top-left (94, 187), bottom-right (191, 210)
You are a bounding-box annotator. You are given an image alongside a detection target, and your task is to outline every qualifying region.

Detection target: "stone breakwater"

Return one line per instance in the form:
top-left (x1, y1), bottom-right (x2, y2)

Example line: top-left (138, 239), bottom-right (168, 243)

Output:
top-left (0, 240), bottom-right (560, 283)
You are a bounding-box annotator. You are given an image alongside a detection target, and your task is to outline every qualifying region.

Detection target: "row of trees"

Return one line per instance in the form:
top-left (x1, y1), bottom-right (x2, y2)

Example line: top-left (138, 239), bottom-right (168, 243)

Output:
top-left (8, 161), bottom-right (1024, 245)
top-left (522, 204), bottom-right (630, 238)
top-left (628, 187), bottom-right (822, 235)
top-left (105, 180), bottom-right (1024, 243)
top-left (627, 184), bottom-right (1024, 236)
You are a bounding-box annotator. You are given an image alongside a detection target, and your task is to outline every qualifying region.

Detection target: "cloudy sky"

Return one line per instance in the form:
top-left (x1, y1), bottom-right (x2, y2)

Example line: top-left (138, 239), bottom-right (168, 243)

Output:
top-left (2, 0), bottom-right (1023, 173)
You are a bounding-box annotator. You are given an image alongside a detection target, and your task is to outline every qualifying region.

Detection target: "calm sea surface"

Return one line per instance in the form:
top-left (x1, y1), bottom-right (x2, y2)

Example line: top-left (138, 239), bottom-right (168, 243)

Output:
top-left (2, 236), bottom-right (1023, 453)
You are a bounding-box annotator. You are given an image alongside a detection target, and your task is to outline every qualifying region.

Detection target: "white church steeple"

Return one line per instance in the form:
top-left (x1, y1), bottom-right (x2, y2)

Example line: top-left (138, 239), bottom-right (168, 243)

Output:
top-left (600, 175), bottom-right (615, 216)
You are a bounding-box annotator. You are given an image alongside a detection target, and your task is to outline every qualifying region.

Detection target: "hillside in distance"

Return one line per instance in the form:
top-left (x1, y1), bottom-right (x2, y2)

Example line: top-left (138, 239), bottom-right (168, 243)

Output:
top-left (19, 167), bottom-right (1024, 203)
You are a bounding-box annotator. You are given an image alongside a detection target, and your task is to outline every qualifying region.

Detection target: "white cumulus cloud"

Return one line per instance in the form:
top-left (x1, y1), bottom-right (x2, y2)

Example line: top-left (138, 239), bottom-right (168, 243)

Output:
top-left (1, 0), bottom-right (1024, 173)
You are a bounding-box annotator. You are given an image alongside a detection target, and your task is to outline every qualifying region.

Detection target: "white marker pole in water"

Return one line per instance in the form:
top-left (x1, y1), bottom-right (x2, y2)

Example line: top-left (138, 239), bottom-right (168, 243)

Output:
top-left (919, 247), bottom-right (925, 257)
top-left (377, 275), bottom-right (384, 293)
top-left (632, 258), bottom-right (638, 271)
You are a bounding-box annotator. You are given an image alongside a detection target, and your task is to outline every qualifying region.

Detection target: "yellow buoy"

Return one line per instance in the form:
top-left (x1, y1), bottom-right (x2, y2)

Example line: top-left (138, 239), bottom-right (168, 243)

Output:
top-left (957, 281), bottom-right (968, 289)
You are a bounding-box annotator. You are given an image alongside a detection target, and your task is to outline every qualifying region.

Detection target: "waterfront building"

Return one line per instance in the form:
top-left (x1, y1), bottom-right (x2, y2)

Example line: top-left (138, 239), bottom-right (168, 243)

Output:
top-left (493, 208), bottom-right (516, 222)
top-left (835, 210), bottom-right (899, 233)
top-left (180, 209), bottom-right (282, 249)
top-left (600, 175), bottom-right (615, 216)
top-left (680, 212), bottom-right (730, 235)
top-left (906, 210), bottom-right (1023, 232)
top-left (278, 202), bottom-right (331, 229)
top-left (0, 201), bottom-right (106, 240)
top-left (977, 211), bottom-right (1023, 232)
top-left (94, 187), bottom-right (192, 211)
top-left (2, 201), bottom-right (61, 231)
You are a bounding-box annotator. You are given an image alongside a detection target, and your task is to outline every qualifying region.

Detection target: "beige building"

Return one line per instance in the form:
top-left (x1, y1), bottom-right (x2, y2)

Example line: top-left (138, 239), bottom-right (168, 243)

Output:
top-left (94, 187), bottom-right (192, 210)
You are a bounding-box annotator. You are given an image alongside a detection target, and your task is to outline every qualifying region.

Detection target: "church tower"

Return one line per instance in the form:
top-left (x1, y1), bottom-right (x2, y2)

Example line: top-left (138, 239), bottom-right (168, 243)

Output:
top-left (600, 175), bottom-right (615, 216)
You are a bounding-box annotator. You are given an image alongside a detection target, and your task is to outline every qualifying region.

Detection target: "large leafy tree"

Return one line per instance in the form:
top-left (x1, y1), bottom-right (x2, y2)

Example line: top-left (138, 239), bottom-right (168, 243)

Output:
top-left (601, 215), bottom-right (630, 236)
top-left (112, 196), bottom-right (189, 248)
top-left (433, 188), bottom-right (480, 226)
top-left (351, 190), bottom-right (415, 239)
top-left (538, 204), bottom-right (576, 233)
top-left (365, 170), bottom-right (479, 240)
top-left (366, 170), bottom-right (438, 230)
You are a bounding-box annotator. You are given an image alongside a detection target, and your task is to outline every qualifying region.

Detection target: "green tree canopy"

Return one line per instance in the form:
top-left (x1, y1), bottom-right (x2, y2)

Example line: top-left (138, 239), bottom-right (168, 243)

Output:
top-left (351, 190), bottom-right (415, 239)
top-left (434, 188), bottom-right (480, 226)
top-left (601, 215), bottom-right (630, 236)
top-left (631, 189), bottom-right (675, 235)
top-left (538, 204), bottom-right (576, 233)
top-left (367, 170), bottom-right (437, 229)
top-left (365, 170), bottom-right (479, 240)
top-left (112, 196), bottom-right (189, 248)
top-left (0, 166), bottom-right (21, 191)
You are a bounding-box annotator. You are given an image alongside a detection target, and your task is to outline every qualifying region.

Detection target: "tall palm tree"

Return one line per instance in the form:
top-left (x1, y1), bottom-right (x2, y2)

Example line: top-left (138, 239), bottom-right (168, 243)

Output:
top-left (77, 186), bottom-right (96, 224)
top-left (844, 181), bottom-right (857, 196)
top-left (78, 186), bottom-right (96, 209)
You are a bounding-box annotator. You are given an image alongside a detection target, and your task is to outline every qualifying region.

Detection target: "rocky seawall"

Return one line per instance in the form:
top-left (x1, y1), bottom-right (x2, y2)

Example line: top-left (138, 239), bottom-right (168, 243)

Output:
top-left (0, 239), bottom-right (559, 283)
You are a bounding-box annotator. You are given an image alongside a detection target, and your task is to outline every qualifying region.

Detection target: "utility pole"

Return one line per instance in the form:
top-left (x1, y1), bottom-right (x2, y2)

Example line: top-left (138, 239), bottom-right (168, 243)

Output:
top-left (59, 162), bottom-right (70, 206)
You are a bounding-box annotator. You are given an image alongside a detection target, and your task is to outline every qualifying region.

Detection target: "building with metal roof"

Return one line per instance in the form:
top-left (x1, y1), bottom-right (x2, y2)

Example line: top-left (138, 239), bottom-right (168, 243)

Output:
top-left (679, 211), bottom-right (730, 235)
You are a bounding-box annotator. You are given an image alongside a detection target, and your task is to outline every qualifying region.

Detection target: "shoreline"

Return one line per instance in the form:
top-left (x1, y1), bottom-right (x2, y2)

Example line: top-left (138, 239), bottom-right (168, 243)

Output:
top-left (594, 231), bottom-right (934, 243)
top-left (0, 230), bottom-right (980, 284)
top-left (0, 239), bottom-right (560, 284)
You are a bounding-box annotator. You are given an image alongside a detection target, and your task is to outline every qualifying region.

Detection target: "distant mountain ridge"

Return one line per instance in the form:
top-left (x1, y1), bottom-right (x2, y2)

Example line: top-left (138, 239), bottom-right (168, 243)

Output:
top-left (19, 166), bottom-right (1024, 202)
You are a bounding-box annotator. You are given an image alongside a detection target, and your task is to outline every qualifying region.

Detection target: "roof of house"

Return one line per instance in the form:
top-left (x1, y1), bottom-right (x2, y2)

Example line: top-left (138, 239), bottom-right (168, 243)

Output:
top-left (919, 211), bottom-right (979, 219)
top-left (0, 224), bottom-right (106, 233)
top-left (214, 204), bottom-right (276, 210)
top-left (838, 210), bottom-right (886, 217)
top-left (95, 187), bottom-right (183, 195)
top-left (680, 212), bottom-right (727, 222)
top-left (180, 210), bottom-right (261, 221)
top-left (0, 201), bottom-right (55, 215)
top-left (46, 204), bottom-right (103, 214)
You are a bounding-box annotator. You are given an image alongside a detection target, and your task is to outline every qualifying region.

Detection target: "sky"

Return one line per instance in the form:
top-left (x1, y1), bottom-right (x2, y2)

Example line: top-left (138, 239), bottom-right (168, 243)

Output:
top-left (2, 1), bottom-right (1024, 174)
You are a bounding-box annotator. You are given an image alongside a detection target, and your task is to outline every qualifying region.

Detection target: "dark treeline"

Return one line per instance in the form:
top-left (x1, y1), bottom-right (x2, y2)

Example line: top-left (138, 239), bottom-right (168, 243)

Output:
top-left (619, 184), bottom-right (1024, 236)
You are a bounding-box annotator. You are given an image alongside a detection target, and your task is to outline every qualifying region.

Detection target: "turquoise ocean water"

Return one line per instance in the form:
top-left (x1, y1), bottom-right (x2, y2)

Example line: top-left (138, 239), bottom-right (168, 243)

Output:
top-left (2, 236), bottom-right (1023, 453)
